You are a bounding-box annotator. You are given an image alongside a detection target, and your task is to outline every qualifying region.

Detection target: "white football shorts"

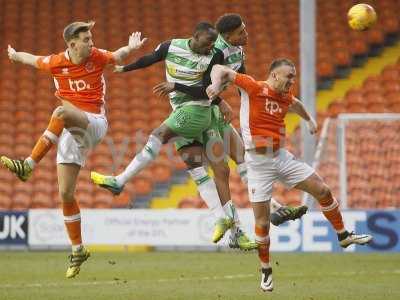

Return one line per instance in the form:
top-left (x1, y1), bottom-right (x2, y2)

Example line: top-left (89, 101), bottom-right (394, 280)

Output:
top-left (56, 112), bottom-right (108, 167)
top-left (245, 149), bottom-right (315, 202)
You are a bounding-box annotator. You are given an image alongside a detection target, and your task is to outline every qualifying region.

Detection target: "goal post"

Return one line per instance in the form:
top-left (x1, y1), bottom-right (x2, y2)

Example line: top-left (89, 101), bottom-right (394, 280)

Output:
top-left (304, 113), bottom-right (400, 209)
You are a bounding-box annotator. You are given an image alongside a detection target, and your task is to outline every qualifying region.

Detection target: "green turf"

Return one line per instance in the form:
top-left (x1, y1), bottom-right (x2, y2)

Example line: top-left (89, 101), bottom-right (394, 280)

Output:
top-left (0, 251), bottom-right (399, 300)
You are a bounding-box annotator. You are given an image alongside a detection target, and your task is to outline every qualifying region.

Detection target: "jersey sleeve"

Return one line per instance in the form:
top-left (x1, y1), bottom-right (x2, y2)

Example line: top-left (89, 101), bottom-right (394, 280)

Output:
top-left (234, 73), bottom-right (260, 95)
top-left (122, 41), bottom-right (170, 72)
top-left (96, 48), bottom-right (116, 66)
top-left (36, 55), bottom-right (57, 72)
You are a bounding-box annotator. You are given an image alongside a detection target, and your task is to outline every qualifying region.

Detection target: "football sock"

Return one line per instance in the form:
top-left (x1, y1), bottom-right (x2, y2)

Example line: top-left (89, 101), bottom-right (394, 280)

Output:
top-left (223, 200), bottom-right (240, 234)
top-left (189, 166), bottom-right (226, 219)
top-left (236, 162), bottom-right (248, 184)
top-left (255, 225), bottom-right (271, 268)
top-left (63, 199), bottom-right (82, 249)
top-left (319, 194), bottom-right (345, 233)
top-left (28, 116), bottom-right (64, 167)
top-left (116, 135), bottom-right (162, 186)
top-left (270, 198), bottom-right (283, 213)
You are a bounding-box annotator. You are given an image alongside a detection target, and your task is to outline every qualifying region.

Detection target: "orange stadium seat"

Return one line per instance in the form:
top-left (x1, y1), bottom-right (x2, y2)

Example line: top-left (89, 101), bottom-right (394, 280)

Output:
top-left (12, 192), bottom-right (32, 210)
top-left (0, 0), bottom-right (398, 209)
top-left (0, 194), bottom-right (12, 210)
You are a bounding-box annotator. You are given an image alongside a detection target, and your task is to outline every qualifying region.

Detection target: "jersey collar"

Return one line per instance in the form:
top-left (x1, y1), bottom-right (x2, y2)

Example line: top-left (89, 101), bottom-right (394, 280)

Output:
top-left (64, 48), bottom-right (94, 65)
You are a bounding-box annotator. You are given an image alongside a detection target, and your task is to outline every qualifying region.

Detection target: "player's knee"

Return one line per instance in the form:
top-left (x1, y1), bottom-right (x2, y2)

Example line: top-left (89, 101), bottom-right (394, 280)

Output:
top-left (151, 127), bottom-right (170, 144)
top-left (52, 106), bottom-right (66, 119)
top-left (59, 188), bottom-right (75, 202)
top-left (212, 163), bottom-right (230, 180)
top-left (255, 219), bottom-right (269, 230)
top-left (316, 183), bottom-right (332, 200)
top-left (184, 157), bottom-right (203, 169)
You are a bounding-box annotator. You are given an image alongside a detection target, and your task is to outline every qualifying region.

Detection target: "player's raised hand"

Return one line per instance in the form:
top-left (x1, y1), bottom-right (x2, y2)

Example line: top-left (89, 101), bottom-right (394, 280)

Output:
top-left (153, 82), bottom-right (175, 98)
top-left (307, 119), bottom-right (318, 135)
top-left (113, 65), bottom-right (124, 73)
top-left (128, 32), bottom-right (148, 50)
top-left (7, 45), bottom-right (18, 62)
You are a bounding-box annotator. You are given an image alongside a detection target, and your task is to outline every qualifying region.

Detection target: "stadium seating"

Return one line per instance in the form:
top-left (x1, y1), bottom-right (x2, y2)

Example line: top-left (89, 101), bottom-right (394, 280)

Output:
top-left (318, 60), bottom-right (400, 208)
top-left (0, 0), bottom-right (398, 209)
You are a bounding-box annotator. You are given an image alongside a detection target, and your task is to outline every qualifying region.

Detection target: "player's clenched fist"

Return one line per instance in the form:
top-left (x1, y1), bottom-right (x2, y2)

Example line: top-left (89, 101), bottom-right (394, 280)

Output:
top-left (306, 119), bottom-right (318, 135)
top-left (7, 45), bottom-right (18, 62)
top-left (113, 65), bottom-right (124, 73)
top-left (206, 84), bottom-right (221, 100)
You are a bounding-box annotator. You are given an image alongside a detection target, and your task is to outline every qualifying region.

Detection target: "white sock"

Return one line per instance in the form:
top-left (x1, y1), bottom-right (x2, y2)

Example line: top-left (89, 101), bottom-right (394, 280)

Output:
top-left (236, 162), bottom-right (248, 184)
top-left (188, 167), bottom-right (226, 220)
top-left (270, 198), bottom-right (283, 213)
top-left (116, 135), bottom-right (162, 186)
top-left (223, 200), bottom-right (241, 235)
top-left (25, 157), bottom-right (36, 170)
top-left (72, 244), bottom-right (82, 252)
top-left (261, 262), bottom-right (271, 269)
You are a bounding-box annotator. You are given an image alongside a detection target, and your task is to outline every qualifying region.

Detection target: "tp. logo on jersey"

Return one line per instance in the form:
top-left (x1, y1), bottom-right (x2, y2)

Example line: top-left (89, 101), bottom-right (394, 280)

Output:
top-left (265, 99), bottom-right (282, 115)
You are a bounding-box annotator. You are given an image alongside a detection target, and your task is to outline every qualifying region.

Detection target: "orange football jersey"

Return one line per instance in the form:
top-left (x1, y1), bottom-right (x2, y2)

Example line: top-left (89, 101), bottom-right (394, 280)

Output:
top-left (37, 47), bottom-right (115, 114)
top-left (234, 73), bottom-right (295, 150)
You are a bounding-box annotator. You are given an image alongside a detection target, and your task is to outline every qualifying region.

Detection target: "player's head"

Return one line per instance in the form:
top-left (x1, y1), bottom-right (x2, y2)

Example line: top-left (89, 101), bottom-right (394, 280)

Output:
top-left (216, 13), bottom-right (248, 46)
top-left (63, 21), bottom-right (95, 58)
top-left (191, 22), bottom-right (218, 55)
top-left (268, 58), bottom-right (296, 93)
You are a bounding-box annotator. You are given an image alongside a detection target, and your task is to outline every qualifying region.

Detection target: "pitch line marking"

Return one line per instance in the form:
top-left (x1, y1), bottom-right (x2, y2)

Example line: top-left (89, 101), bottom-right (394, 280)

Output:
top-left (1, 270), bottom-right (399, 289)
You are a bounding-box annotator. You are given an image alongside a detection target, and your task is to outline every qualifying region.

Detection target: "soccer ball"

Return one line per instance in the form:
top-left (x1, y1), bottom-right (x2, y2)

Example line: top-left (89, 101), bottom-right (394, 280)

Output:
top-left (347, 3), bottom-right (377, 31)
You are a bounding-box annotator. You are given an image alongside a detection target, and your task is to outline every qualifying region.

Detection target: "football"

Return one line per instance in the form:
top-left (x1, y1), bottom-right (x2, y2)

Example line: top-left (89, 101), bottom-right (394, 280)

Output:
top-left (347, 3), bottom-right (377, 31)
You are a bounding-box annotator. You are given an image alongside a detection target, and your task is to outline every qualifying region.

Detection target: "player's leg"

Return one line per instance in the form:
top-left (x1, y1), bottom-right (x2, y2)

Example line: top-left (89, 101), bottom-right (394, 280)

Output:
top-left (91, 123), bottom-right (177, 194)
top-left (252, 201), bottom-right (273, 292)
top-left (246, 150), bottom-right (275, 292)
top-left (1, 104), bottom-right (89, 181)
top-left (277, 149), bottom-right (372, 247)
top-left (91, 105), bottom-right (211, 194)
top-left (178, 143), bottom-right (234, 243)
top-left (205, 117), bottom-right (256, 250)
top-left (57, 163), bottom-right (90, 278)
top-left (57, 110), bottom-right (106, 278)
top-left (294, 173), bottom-right (372, 248)
top-left (226, 124), bottom-right (307, 225)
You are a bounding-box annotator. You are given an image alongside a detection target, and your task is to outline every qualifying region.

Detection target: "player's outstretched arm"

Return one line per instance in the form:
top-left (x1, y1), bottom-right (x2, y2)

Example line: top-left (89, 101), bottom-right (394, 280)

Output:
top-left (288, 97), bottom-right (318, 135)
top-left (114, 41), bottom-right (170, 73)
top-left (112, 32), bottom-right (147, 63)
top-left (206, 65), bottom-right (236, 100)
top-left (8, 45), bottom-right (40, 68)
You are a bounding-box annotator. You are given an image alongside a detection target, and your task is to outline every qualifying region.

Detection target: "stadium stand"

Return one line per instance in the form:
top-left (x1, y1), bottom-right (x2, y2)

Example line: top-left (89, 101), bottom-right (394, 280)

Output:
top-left (0, 0), bottom-right (398, 209)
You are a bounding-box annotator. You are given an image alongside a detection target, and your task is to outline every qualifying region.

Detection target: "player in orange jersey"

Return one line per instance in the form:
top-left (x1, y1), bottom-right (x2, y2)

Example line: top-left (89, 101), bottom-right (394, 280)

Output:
top-left (206, 59), bottom-right (373, 292)
top-left (2, 21), bottom-right (146, 278)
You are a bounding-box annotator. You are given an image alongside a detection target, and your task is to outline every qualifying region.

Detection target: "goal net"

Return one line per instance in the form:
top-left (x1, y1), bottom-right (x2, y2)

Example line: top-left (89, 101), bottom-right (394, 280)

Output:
top-left (307, 113), bottom-right (400, 209)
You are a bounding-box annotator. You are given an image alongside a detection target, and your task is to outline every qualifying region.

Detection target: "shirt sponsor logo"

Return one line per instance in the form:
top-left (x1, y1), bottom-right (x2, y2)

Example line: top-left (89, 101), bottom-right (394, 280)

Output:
top-left (68, 79), bottom-right (90, 92)
top-left (265, 99), bottom-right (282, 115)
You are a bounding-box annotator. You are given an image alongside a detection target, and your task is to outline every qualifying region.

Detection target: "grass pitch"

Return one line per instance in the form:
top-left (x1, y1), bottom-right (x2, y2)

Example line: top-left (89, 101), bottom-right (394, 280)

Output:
top-left (0, 251), bottom-right (399, 300)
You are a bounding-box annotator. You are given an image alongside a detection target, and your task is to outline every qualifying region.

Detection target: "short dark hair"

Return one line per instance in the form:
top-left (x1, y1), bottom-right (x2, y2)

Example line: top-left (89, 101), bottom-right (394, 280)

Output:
top-left (193, 21), bottom-right (216, 34)
top-left (269, 58), bottom-right (295, 73)
top-left (215, 13), bottom-right (243, 34)
top-left (63, 21), bottom-right (95, 43)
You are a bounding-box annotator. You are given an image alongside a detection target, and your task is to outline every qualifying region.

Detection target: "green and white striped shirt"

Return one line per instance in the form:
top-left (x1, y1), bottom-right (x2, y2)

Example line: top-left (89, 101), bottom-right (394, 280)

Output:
top-left (165, 39), bottom-right (219, 110)
top-left (214, 34), bottom-right (245, 72)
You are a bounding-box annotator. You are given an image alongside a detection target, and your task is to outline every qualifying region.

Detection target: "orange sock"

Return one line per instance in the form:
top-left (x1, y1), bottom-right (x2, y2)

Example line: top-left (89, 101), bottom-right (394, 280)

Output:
top-left (63, 199), bottom-right (82, 246)
top-left (255, 225), bottom-right (270, 267)
top-left (30, 116), bottom-right (64, 163)
top-left (319, 195), bottom-right (345, 232)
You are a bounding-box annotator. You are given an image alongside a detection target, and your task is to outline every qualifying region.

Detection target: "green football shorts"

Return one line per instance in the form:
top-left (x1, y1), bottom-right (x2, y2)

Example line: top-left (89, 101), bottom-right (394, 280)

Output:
top-left (163, 105), bottom-right (212, 151)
